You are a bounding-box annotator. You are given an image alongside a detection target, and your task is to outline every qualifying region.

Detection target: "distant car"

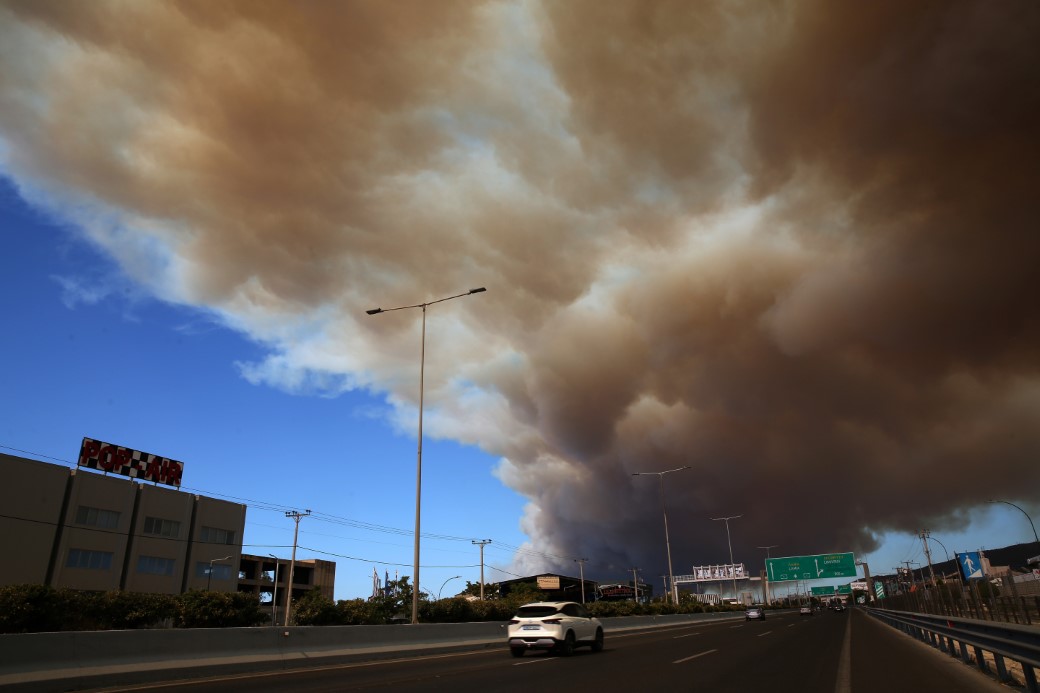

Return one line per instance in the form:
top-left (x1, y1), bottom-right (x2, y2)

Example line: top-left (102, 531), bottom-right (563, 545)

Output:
top-left (799, 605), bottom-right (814, 616)
top-left (507, 601), bottom-right (604, 657)
top-left (831, 603), bottom-right (846, 612)
top-left (745, 606), bottom-right (766, 621)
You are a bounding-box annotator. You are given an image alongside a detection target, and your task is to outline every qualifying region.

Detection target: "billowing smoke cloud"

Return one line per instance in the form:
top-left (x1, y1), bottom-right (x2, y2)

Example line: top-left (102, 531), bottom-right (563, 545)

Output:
top-left (2, 0), bottom-right (1038, 581)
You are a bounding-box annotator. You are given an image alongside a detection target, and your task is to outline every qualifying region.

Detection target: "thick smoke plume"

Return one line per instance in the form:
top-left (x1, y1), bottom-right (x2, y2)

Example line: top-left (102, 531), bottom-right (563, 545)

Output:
top-left (2, 0), bottom-right (1038, 581)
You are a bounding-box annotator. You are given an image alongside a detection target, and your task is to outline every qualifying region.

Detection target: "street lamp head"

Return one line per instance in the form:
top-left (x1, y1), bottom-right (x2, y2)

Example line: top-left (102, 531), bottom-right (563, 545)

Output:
top-left (366, 308), bottom-right (383, 315)
top-left (469, 287), bottom-right (487, 294)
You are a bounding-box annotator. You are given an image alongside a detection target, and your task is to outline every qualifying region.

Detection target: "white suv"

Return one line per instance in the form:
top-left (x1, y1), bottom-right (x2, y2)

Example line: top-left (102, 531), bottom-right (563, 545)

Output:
top-left (507, 601), bottom-right (604, 657)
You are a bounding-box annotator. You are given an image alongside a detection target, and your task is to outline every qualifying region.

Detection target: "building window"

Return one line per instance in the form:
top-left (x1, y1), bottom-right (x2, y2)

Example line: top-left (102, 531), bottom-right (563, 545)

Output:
top-left (196, 562), bottom-right (233, 580)
top-left (199, 526), bottom-right (235, 545)
top-left (66, 549), bottom-right (113, 570)
top-left (142, 516), bottom-right (181, 538)
top-left (75, 506), bottom-right (121, 529)
top-left (137, 555), bottom-right (176, 576)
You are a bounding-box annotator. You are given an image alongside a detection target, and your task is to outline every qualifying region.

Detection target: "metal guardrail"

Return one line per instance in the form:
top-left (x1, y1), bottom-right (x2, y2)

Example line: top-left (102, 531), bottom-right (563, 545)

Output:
top-left (866, 607), bottom-right (1040, 692)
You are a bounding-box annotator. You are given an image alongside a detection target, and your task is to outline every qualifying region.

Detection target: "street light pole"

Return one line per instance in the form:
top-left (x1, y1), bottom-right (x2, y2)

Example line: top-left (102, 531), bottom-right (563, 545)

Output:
top-left (367, 287), bottom-right (486, 625)
top-left (758, 545), bottom-right (778, 604)
top-left (438, 575), bottom-right (461, 600)
top-left (987, 499), bottom-right (1040, 545)
top-left (928, 534), bottom-right (964, 595)
top-left (712, 515), bottom-right (742, 602)
top-left (268, 554), bottom-right (279, 625)
top-left (207, 555), bottom-right (232, 591)
top-left (633, 465), bottom-right (690, 604)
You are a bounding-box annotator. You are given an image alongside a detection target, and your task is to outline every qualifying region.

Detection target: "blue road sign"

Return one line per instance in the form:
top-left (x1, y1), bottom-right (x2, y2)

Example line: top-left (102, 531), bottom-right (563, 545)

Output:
top-left (958, 551), bottom-right (983, 580)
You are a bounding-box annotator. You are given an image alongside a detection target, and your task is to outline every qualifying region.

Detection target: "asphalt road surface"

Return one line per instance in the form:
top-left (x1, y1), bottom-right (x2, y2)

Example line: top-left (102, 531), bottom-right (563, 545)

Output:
top-left (86, 609), bottom-right (1009, 693)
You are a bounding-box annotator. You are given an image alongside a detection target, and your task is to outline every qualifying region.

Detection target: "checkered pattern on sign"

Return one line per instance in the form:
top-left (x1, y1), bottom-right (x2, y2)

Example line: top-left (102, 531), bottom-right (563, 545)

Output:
top-left (77, 437), bottom-right (184, 487)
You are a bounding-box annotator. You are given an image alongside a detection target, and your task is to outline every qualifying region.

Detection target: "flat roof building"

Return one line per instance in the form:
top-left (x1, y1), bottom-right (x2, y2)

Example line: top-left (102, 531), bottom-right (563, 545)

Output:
top-left (1, 452), bottom-right (245, 595)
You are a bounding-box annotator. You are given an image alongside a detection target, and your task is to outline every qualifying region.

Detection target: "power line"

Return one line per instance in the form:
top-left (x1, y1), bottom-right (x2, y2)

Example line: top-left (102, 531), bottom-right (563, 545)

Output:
top-left (3, 443), bottom-right (602, 573)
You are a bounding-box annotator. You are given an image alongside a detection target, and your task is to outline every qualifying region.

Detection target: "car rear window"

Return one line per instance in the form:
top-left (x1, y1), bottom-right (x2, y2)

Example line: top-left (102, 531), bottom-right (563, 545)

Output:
top-left (516, 606), bottom-right (561, 618)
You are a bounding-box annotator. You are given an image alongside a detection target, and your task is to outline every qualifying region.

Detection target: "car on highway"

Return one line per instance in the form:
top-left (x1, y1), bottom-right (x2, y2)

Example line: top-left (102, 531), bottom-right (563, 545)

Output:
top-left (745, 605), bottom-right (766, 621)
top-left (507, 601), bottom-right (604, 657)
top-left (799, 605), bottom-right (814, 616)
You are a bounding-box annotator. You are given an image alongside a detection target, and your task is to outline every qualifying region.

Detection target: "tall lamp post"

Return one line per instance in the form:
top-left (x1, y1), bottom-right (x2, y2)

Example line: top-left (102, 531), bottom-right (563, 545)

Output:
top-left (758, 545), bottom-right (778, 604)
top-left (268, 554), bottom-right (280, 624)
top-left (438, 575), bottom-right (461, 600)
top-left (633, 466), bottom-right (690, 604)
top-left (987, 499), bottom-right (1040, 545)
top-left (367, 287), bottom-right (487, 624)
top-left (712, 515), bottom-right (742, 602)
top-left (207, 555), bottom-right (232, 591)
top-left (928, 535), bottom-right (959, 583)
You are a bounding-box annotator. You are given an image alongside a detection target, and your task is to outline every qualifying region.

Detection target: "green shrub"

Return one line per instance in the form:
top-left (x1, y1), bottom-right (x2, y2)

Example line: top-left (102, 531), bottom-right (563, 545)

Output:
top-left (0, 584), bottom-right (66, 633)
top-left (175, 590), bottom-right (267, 628)
top-left (293, 588), bottom-right (339, 626)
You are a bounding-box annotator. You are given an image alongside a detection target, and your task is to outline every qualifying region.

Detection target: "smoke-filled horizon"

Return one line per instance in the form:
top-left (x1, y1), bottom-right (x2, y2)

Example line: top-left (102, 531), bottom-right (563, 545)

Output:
top-left (2, 0), bottom-right (1038, 583)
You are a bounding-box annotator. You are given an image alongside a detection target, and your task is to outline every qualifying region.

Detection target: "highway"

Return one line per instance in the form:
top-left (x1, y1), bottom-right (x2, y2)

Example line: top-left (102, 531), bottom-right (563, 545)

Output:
top-left (88, 609), bottom-right (1007, 693)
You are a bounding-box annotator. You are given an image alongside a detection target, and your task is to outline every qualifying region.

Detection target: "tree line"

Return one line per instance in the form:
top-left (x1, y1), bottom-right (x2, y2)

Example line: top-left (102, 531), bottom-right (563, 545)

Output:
top-left (0, 577), bottom-right (732, 634)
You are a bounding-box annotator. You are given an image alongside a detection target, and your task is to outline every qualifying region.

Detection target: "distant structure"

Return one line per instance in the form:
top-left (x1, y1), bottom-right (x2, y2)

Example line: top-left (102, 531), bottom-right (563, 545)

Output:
top-left (0, 452), bottom-right (335, 609)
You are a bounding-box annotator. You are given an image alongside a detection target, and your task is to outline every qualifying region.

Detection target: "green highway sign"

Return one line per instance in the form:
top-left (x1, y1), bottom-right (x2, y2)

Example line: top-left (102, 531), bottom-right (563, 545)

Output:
top-left (836, 584), bottom-right (852, 595)
top-left (811, 586), bottom-right (836, 596)
top-left (766, 552), bottom-right (857, 582)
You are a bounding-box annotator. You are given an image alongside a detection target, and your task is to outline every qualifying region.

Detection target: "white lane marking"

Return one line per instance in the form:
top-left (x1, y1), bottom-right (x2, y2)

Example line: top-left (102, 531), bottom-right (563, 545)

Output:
top-left (730, 625), bottom-right (744, 629)
top-left (673, 649), bottom-right (718, 664)
top-left (788, 623), bottom-right (799, 627)
top-left (834, 611), bottom-right (852, 693)
top-left (756, 631), bottom-right (773, 637)
top-left (514, 656), bottom-right (558, 667)
top-left (673, 633), bottom-right (702, 639)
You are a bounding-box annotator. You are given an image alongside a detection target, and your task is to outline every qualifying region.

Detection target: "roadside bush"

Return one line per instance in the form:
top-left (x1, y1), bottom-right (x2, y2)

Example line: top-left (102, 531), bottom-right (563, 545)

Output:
top-left (89, 591), bottom-right (177, 630)
top-left (175, 590), bottom-right (267, 628)
top-left (336, 598), bottom-right (378, 625)
top-left (0, 584), bottom-right (66, 633)
top-left (293, 588), bottom-right (339, 626)
top-left (427, 597), bottom-right (474, 623)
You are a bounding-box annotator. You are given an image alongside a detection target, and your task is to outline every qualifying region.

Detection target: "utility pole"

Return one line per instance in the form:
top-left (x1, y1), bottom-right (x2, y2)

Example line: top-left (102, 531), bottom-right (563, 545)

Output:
top-left (630, 567), bottom-right (641, 603)
top-left (472, 539), bottom-right (491, 600)
top-left (920, 529), bottom-right (938, 587)
top-left (284, 510), bottom-right (311, 627)
top-left (902, 560), bottom-right (919, 595)
top-left (575, 558), bottom-right (589, 604)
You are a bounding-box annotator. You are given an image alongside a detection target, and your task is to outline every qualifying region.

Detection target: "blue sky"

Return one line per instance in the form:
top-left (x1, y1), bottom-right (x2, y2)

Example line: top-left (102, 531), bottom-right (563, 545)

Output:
top-left (0, 178), bottom-right (533, 600)
top-left (2, 2), bottom-right (1038, 603)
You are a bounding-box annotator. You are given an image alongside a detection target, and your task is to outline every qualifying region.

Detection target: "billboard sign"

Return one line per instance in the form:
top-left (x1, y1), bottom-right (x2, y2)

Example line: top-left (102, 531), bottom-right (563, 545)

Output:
top-left (689, 564), bottom-right (747, 582)
top-left (958, 552), bottom-right (984, 580)
top-left (536, 575), bottom-right (561, 590)
top-left (78, 437), bottom-right (184, 487)
top-left (766, 553), bottom-right (857, 582)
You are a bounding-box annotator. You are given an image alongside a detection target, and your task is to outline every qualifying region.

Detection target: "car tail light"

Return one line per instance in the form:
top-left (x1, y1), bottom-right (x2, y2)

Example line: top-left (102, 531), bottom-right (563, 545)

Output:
top-left (509, 619), bottom-right (520, 624)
